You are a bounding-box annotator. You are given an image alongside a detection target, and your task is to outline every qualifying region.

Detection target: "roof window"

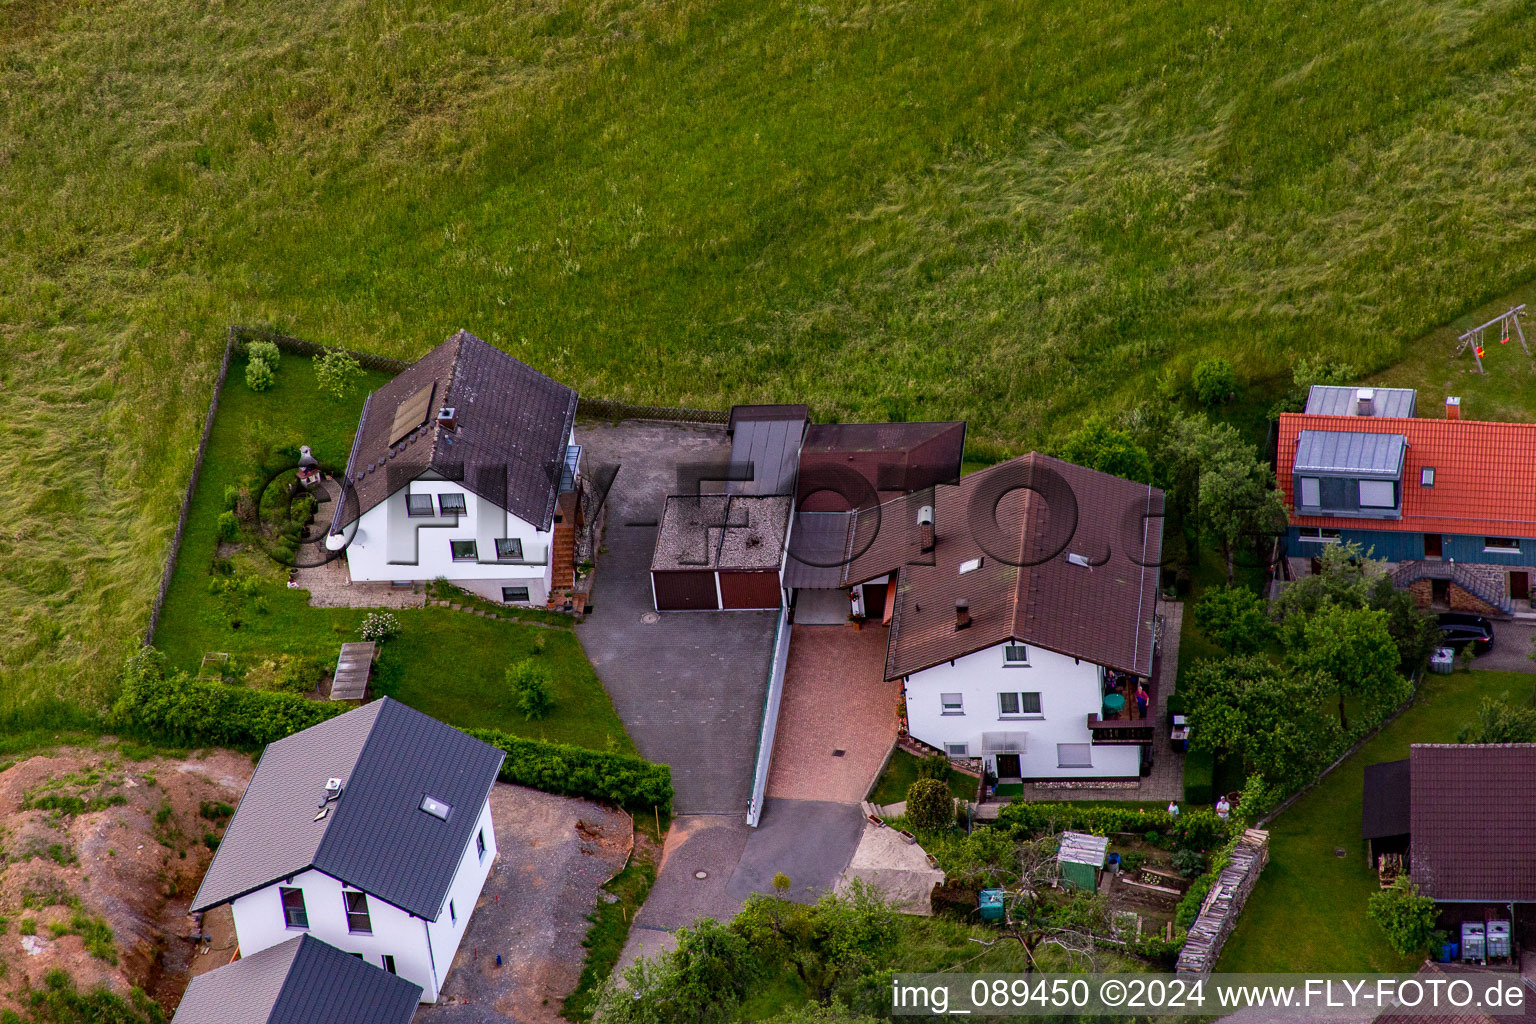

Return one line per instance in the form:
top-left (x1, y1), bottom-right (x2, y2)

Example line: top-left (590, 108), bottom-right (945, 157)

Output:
top-left (958, 557), bottom-right (983, 575)
top-left (420, 795), bottom-right (452, 820)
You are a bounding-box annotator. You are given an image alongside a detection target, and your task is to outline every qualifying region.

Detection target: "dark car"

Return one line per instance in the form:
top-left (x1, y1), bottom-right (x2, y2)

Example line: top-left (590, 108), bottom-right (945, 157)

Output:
top-left (1437, 612), bottom-right (1495, 655)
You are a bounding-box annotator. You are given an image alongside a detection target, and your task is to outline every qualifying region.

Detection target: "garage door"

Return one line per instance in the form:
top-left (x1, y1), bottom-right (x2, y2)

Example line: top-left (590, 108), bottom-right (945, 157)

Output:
top-left (719, 571), bottom-right (782, 610)
top-left (652, 571), bottom-right (719, 611)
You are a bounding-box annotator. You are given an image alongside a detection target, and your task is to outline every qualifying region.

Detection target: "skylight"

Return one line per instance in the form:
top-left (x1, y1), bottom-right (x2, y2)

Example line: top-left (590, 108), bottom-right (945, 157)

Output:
top-left (958, 557), bottom-right (984, 575)
top-left (420, 795), bottom-right (451, 820)
top-left (1067, 553), bottom-right (1091, 568)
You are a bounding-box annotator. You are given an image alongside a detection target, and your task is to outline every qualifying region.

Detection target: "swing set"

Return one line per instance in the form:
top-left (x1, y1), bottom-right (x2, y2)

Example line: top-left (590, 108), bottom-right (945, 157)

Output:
top-left (1455, 304), bottom-right (1528, 373)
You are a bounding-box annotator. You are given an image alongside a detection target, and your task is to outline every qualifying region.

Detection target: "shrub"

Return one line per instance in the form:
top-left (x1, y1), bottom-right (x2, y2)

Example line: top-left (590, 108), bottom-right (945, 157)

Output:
top-left (994, 802), bottom-right (1229, 852)
top-left (289, 493), bottom-right (318, 527)
top-left (1119, 850), bottom-right (1147, 873)
top-left (915, 754), bottom-right (951, 782)
top-left (905, 778), bottom-right (953, 832)
top-left (216, 511), bottom-right (239, 541)
top-left (112, 659), bottom-right (345, 749)
top-left (1191, 357), bottom-right (1237, 405)
top-left (1184, 748), bottom-right (1215, 806)
top-left (315, 348), bottom-right (364, 400)
top-left (1194, 585), bottom-right (1274, 655)
top-left (468, 728), bottom-right (673, 811)
top-left (506, 660), bottom-right (554, 721)
top-left (1368, 877), bottom-right (1438, 955)
top-left (222, 484), bottom-right (240, 510)
top-left (359, 612), bottom-right (401, 643)
top-left (1171, 847), bottom-right (1206, 878)
top-left (246, 339), bottom-right (281, 368)
top-left (244, 357), bottom-right (275, 392)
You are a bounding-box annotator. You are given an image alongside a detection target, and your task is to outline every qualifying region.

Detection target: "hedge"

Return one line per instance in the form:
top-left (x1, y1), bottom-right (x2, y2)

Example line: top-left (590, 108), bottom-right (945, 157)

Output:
top-left (992, 802), bottom-right (1229, 852)
top-left (114, 654), bottom-right (673, 812)
top-left (467, 728), bottom-right (673, 811)
top-left (1184, 748), bottom-right (1215, 806)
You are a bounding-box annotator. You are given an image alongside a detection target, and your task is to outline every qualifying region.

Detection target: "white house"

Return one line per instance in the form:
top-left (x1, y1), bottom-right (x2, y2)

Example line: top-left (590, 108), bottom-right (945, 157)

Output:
top-left (327, 329), bottom-right (581, 607)
top-left (839, 453), bottom-right (1165, 782)
top-left (190, 698), bottom-right (506, 1002)
top-left (171, 933), bottom-right (422, 1024)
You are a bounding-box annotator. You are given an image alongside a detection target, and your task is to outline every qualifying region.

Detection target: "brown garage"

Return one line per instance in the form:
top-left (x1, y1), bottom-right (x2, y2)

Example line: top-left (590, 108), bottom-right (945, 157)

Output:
top-left (651, 570), bottom-right (719, 611)
top-left (719, 570), bottom-right (782, 610)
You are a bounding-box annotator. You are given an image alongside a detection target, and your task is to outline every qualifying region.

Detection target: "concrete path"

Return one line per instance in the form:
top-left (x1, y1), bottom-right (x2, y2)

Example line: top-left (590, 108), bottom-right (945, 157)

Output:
top-left (574, 420), bottom-right (777, 816)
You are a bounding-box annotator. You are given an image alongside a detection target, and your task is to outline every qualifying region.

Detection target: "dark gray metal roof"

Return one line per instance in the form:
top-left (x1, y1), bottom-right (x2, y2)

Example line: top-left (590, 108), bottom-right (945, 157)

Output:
top-left (1305, 385), bottom-right (1417, 418)
top-left (331, 330), bottom-right (578, 534)
top-left (172, 935), bottom-right (421, 1024)
top-left (783, 510), bottom-right (854, 589)
top-left (725, 406), bottom-right (806, 497)
top-left (1294, 429), bottom-right (1406, 478)
top-left (1361, 758), bottom-right (1410, 840)
top-left (192, 698), bottom-right (505, 921)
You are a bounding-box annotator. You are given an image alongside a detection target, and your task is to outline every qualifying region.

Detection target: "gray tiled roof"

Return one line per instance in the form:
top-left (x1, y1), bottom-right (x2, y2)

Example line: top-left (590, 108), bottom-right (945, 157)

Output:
top-left (172, 935), bottom-right (421, 1024)
top-left (1294, 429), bottom-right (1406, 477)
top-left (191, 698), bottom-right (505, 921)
top-left (330, 330), bottom-right (578, 534)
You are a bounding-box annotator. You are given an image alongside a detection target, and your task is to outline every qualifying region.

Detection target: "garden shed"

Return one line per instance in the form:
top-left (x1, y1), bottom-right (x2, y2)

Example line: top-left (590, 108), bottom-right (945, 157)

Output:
top-left (1057, 831), bottom-right (1108, 892)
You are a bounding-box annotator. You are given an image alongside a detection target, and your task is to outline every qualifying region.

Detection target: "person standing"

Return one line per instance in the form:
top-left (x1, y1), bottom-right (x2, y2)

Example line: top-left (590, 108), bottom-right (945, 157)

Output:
top-left (1216, 795), bottom-right (1231, 820)
top-left (1135, 683), bottom-right (1149, 719)
top-left (1167, 801), bottom-right (1180, 818)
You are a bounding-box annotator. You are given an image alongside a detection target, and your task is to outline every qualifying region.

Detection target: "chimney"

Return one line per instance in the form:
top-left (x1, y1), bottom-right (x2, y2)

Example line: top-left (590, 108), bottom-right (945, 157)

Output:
top-left (955, 600), bottom-right (971, 631)
top-left (437, 406), bottom-right (457, 432)
top-left (917, 505), bottom-right (935, 553)
top-left (1445, 396), bottom-right (1461, 420)
top-left (1355, 388), bottom-right (1375, 417)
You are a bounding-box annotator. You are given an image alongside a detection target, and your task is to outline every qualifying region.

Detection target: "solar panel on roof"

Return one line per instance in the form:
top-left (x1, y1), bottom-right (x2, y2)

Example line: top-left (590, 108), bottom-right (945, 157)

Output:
top-left (389, 383), bottom-right (435, 446)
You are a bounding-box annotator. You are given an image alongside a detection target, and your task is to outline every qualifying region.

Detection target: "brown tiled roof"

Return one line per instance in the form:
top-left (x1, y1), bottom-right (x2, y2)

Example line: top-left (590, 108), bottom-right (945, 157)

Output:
top-left (330, 330), bottom-right (577, 533)
top-left (1409, 743), bottom-right (1536, 902)
top-left (859, 454), bottom-right (1163, 680)
top-left (798, 421), bottom-right (966, 510)
top-left (1375, 963), bottom-right (1536, 1024)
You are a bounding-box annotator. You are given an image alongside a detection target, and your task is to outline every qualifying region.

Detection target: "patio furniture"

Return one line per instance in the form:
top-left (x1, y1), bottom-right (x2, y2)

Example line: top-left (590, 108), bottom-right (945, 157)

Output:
top-left (1102, 693), bottom-right (1126, 717)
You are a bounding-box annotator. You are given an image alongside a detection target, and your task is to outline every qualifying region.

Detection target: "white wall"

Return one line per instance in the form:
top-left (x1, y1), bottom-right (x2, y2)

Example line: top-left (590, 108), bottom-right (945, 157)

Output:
top-left (342, 475), bottom-right (552, 603)
top-left (425, 798), bottom-right (497, 981)
top-left (228, 795), bottom-right (498, 1002)
top-left (903, 640), bottom-right (1140, 779)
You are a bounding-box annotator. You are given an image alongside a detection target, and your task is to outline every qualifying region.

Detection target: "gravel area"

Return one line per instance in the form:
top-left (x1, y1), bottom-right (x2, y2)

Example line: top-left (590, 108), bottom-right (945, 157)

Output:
top-left (415, 784), bottom-right (632, 1024)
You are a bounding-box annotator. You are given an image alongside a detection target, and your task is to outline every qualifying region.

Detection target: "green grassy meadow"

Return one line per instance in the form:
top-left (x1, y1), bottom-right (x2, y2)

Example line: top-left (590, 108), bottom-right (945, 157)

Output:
top-left (1217, 669), bottom-right (1536, 972)
top-left (6, 0), bottom-right (1536, 705)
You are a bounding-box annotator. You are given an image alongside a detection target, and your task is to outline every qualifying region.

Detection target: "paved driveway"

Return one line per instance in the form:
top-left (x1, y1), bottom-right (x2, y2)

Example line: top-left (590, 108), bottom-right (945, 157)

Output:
top-left (1471, 620), bottom-right (1535, 672)
top-left (575, 420), bottom-right (778, 816)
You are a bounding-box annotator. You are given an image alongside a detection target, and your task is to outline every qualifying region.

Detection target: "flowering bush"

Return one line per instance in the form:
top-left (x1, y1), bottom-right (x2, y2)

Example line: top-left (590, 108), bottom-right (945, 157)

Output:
top-left (359, 612), bottom-right (401, 643)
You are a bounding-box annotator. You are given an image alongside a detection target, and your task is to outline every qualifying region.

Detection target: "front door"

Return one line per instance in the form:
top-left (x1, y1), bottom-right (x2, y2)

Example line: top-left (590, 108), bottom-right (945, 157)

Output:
top-left (1424, 534), bottom-right (1443, 558)
top-left (1432, 579), bottom-right (1451, 608)
top-left (1512, 571), bottom-right (1530, 601)
top-left (994, 754), bottom-right (1021, 779)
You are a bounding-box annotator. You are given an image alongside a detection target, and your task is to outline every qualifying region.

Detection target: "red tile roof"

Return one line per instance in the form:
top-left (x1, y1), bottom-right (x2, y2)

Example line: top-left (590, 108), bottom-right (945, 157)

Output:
top-left (1277, 412), bottom-right (1536, 536)
top-left (1408, 744), bottom-right (1536, 902)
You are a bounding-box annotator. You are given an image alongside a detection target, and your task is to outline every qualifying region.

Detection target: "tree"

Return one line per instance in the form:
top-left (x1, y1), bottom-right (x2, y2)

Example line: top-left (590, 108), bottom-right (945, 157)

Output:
top-left (1270, 355), bottom-right (1356, 418)
top-left (597, 917), bottom-right (761, 1024)
top-left (1191, 357), bottom-right (1237, 405)
top-left (246, 339), bottom-right (281, 367)
top-left (905, 778), bottom-right (953, 832)
top-left (1287, 604), bottom-right (1399, 731)
top-left (1276, 543), bottom-right (1437, 676)
top-left (245, 357), bottom-right (275, 391)
top-left (1368, 877), bottom-right (1438, 955)
top-left (506, 660), bottom-right (554, 721)
top-left (1054, 418), bottom-right (1154, 484)
top-left (1457, 698), bottom-right (1536, 744)
top-left (1157, 414), bottom-right (1285, 583)
top-left (315, 348), bottom-right (364, 400)
top-left (1194, 585), bottom-right (1274, 655)
top-left (1181, 655), bottom-right (1335, 792)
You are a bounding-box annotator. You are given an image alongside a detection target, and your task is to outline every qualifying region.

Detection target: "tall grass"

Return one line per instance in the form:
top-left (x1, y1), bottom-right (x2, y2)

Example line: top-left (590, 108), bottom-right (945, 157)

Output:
top-left (4, 0), bottom-right (1536, 696)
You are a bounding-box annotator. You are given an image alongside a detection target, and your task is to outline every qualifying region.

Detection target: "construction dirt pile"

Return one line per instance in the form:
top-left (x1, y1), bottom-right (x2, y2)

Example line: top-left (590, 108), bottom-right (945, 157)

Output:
top-left (0, 746), bottom-right (252, 1016)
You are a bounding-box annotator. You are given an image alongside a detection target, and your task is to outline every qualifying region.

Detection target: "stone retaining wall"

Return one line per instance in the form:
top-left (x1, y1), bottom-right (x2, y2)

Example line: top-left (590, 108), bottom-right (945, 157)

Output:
top-left (1175, 828), bottom-right (1269, 974)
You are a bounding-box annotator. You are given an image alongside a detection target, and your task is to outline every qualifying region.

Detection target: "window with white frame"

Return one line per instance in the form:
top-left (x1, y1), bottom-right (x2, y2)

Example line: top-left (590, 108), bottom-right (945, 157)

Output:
top-left (476, 829), bottom-right (487, 861)
top-left (1297, 527), bottom-right (1342, 544)
top-left (407, 493), bottom-right (435, 517)
top-left (940, 693), bottom-right (964, 715)
top-left (998, 692), bottom-right (1043, 718)
top-left (1057, 743), bottom-right (1093, 768)
top-left (1003, 643), bottom-right (1029, 666)
top-left (1298, 477), bottom-right (1321, 507)
top-left (1484, 537), bottom-right (1521, 552)
top-left (1358, 480), bottom-right (1395, 509)
top-left (945, 742), bottom-right (969, 757)
top-left (438, 492), bottom-right (467, 515)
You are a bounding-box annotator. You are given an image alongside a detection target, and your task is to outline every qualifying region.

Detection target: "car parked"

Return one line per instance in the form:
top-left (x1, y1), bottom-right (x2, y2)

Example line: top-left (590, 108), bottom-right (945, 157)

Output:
top-left (1436, 612), bottom-right (1495, 655)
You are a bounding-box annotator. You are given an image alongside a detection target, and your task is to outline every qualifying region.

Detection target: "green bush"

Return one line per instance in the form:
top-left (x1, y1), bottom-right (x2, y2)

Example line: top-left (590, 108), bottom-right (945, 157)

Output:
top-left (112, 659), bottom-right (345, 748)
top-left (1368, 876), bottom-right (1438, 955)
top-left (506, 660), bottom-right (554, 721)
top-left (1191, 357), bottom-right (1237, 405)
top-left (222, 484), bottom-right (240, 511)
top-left (359, 612), bottom-right (401, 643)
top-left (905, 778), bottom-right (953, 832)
top-left (1119, 850), bottom-right (1147, 873)
top-left (1184, 748), bottom-right (1215, 806)
top-left (315, 348), bottom-right (364, 400)
top-left (915, 754), bottom-right (951, 782)
top-left (468, 728), bottom-right (673, 811)
top-left (215, 511), bottom-right (238, 542)
top-left (244, 357), bottom-right (275, 392)
top-left (1171, 847), bottom-right (1206, 878)
top-left (993, 802), bottom-right (1228, 851)
top-left (246, 339), bottom-right (281, 368)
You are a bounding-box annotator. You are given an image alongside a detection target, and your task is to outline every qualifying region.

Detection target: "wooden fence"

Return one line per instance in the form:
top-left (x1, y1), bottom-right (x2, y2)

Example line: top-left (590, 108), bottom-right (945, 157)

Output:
top-left (576, 397), bottom-right (728, 424)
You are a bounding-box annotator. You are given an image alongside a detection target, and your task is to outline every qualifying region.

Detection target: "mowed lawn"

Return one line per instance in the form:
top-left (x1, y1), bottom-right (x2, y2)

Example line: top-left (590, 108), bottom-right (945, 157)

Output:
top-left (7, 0), bottom-right (1536, 701)
top-left (1217, 669), bottom-right (1536, 972)
top-left (152, 352), bottom-right (635, 754)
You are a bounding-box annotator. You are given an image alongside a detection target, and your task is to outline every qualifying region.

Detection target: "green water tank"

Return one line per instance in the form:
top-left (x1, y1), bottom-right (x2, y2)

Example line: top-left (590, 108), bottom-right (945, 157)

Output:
top-left (978, 888), bottom-right (1006, 923)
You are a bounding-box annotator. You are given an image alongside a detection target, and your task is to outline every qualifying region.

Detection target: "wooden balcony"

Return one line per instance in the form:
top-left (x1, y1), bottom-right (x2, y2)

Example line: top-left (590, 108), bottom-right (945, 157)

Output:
top-left (1086, 658), bottom-right (1159, 744)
